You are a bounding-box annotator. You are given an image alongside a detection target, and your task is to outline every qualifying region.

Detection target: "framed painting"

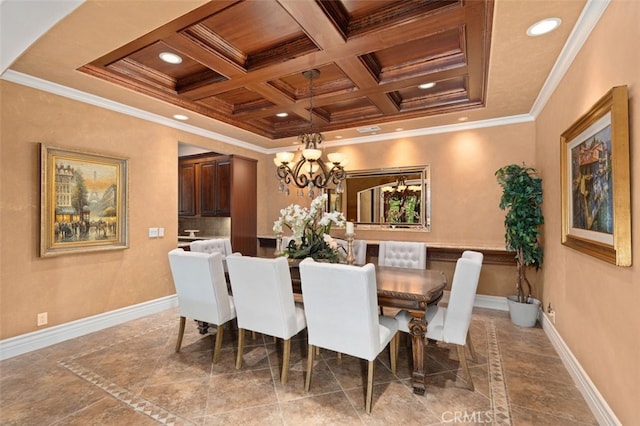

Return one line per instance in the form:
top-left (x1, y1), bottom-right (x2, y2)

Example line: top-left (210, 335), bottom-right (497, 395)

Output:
top-left (40, 144), bottom-right (129, 257)
top-left (560, 86), bottom-right (631, 266)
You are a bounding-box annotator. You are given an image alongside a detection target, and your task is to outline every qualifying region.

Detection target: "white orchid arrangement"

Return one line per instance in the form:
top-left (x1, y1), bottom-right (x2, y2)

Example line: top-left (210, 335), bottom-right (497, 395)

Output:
top-left (273, 194), bottom-right (346, 262)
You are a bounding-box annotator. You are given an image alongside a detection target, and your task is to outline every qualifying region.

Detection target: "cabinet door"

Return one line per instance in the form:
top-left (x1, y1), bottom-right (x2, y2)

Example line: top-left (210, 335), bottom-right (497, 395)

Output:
top-left (178, 162), bottom-right (196, 216)
top-left (215, 158), bottom-right (232, 216)
top-left (199, 161), bottom-right (217, 216)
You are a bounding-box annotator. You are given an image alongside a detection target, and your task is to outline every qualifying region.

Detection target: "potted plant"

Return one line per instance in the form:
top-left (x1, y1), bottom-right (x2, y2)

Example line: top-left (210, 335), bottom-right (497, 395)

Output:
top-left (273, 194), bottom-right (346, 263)
top-left (495, 163), bottom-right (544, 327)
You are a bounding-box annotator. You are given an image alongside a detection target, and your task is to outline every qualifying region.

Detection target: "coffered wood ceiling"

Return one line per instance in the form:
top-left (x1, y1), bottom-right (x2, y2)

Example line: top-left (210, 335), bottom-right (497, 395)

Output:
top-left (80, 0), bottom-right (493, 140)
top-left (5, 0), bottom-right (589, 150)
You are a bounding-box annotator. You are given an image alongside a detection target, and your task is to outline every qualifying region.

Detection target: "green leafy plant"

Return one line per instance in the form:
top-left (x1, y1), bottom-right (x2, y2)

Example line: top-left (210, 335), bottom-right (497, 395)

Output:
top-left (495, 163), bottom-right (544, 303)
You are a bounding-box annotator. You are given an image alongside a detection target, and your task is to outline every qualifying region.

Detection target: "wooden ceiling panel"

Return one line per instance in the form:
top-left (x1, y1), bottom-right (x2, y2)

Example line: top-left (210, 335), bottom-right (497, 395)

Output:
top-left (320, 0), bottom-right (461, 39)
top-left (79, 0), bottom-right (493, 140)
top-left (319, 96), bottom-right (381, 123)
top-left (362, 28), bottom-right (465, 84)
top-left (392, 76), bottom-right (469, 111)
top-left (201, 86), bottom-right (274, 115)
top-left (271, 64), bottom-right (357, 101)
top-left (188, 1), bottom-right (318, 71)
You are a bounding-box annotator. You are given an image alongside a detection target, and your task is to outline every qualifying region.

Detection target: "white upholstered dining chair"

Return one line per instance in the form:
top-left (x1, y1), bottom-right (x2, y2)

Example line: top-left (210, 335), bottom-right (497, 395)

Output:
top-left (190, 238), bottom-right (236, 270)
top-left (168, 248), bottom-right (236, 364)
top-left (225, 255), bottom-right (306, 384)
top-left (395, 256), bottom-right (482, 390)
top-left (298, 258), bottom-right (398, 414)
top-left (461, 250), bottom-right (484, 263)
top-left (378, 240), bottom-right (426, 269)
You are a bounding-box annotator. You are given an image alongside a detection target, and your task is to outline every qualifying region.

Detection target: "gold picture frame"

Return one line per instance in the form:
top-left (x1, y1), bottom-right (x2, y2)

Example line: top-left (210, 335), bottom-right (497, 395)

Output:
top-left (560, 86), bottom-right (631, 266)
top-left (40, 144), bottom-right (129, 257)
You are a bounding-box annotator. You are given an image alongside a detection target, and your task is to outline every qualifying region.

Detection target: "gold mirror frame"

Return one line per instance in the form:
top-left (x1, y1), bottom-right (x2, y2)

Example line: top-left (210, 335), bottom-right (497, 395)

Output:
top-left (343, 166), bottom-right (430, 231)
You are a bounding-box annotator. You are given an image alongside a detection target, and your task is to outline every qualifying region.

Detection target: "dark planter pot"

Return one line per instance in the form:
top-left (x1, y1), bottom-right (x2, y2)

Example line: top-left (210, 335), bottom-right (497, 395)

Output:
top-left (506, 296), bottom-right (541, 327)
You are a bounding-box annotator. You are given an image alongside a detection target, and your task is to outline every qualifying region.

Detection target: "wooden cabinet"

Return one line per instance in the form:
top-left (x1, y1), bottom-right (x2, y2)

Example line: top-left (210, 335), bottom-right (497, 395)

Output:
top-left (199, 156), bottom-right (231, 216)
top-left (178, 162), bottom-right (196, 216)
top-left (178, 153), bottom-right (257, 256)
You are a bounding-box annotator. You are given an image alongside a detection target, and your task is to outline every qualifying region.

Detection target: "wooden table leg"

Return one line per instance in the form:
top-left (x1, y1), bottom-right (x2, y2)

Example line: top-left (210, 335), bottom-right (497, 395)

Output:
top-left (408, 316), bottom-right (428, 395)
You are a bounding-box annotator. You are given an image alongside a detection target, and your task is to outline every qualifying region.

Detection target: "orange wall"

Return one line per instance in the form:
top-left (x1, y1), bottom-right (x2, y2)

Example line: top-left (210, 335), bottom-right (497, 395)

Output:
top-left (535, 1), bottom-right (639, 423)
top-left (0, 80), bottom-right (264, 340)
top-left (1, 78), bottom-right (535, 341)
top-left (262, 122), bottom-right (536, 249)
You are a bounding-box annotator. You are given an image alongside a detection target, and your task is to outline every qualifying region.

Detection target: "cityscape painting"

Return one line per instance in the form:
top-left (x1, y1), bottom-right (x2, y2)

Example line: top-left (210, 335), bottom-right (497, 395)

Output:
top-left (40, 145), bottom-right (128, 257)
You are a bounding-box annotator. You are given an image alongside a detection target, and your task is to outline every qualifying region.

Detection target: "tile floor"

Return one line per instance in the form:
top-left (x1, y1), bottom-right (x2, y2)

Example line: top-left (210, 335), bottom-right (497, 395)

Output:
top-left (0, 307), bottom-right (597, 425)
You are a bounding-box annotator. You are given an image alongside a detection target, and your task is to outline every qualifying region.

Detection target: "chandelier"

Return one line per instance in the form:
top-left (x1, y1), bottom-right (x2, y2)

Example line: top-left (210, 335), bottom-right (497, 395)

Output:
top-left (274, 69), bottom-right (348, 198)
top-left (381, 176), bottom-right (422, 194)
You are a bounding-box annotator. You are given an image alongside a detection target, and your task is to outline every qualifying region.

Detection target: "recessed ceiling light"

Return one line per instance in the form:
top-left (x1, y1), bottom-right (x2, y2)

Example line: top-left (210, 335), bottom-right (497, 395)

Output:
top-left (458, 116), bottom-right (468, 122)
top-left (395, 128), bottom-right (404, 131)
top-left (276, 112), bottom-right (288, 117)
top-left (527, 18), bottom-right (561, 36)
top-left (173, 114), bottom-right (188, 121)
top-left (159, 52), bottom-right (183, 64)
top-left (335, 135), bottom-right (343, 139)
top-left (418, 82), bottom-right (436, 90)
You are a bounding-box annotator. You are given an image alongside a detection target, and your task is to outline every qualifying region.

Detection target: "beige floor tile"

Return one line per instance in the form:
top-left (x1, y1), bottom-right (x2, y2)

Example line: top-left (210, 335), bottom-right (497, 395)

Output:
top-left (280, 391), bottom-right (362, 425)
top-left (206, 368), bottom-right (278, 415)
top-left (0, 308), bottom-right (599, 425)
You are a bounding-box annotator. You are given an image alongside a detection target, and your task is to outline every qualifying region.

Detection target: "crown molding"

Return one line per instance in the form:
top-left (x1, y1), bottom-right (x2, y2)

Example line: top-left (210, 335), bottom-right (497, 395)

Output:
top-left (319, 114), bottom-right (535, 151)
top-left (529, 0), bottom-right (611, 118)
top-left (1, 70), bottom-right (272, 155)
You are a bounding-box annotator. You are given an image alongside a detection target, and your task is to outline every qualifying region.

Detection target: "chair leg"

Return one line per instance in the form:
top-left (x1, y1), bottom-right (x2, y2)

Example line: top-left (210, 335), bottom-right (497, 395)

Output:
top-left (466, 330), bottom-right (477, 363)
top-left (175, 316), bottom-right (186, 352)
top-left (213, 323), bottom-right (224, 364)
top-left (281, 338), bottom-right (291, 384)
top-left (365, 360), bottom-right (375, 414)
top-left (456, 344), bottom-right (474, 391)
top-left (305, 344), bottom-right (314, 392)
top-left (390, 334), bottom-right (398, 375)
top-left (236, 328), bottom-right (245, 369)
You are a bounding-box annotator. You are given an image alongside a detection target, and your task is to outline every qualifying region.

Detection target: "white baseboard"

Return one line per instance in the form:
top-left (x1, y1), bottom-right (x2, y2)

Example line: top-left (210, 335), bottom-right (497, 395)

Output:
top-left (541, 312), bottom-right (621, 426)
top-left (0, 295), bottom-right (178, 361)
top-left (474, 293), bottom-right (509, 311)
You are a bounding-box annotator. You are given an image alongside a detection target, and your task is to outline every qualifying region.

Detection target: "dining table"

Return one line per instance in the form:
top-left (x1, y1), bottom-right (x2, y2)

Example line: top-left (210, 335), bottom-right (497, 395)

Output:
top-left (289, 263), bottom-right (447, 395)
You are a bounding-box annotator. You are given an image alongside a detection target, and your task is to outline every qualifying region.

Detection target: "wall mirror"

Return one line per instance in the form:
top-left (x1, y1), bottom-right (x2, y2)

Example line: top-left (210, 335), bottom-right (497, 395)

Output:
top-left (342, 166), bottom-right (430, 231)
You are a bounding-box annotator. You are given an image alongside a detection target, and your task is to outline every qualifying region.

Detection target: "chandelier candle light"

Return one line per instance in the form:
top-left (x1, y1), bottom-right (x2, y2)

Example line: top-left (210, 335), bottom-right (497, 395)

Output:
top-left (345, 221), bottom-right (355, 265)
top-left (275, 69), bottom-right (348, 198)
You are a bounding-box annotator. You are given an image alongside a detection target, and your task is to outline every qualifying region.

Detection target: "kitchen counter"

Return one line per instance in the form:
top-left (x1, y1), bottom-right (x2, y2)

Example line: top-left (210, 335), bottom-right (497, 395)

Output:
top-left (177, 235), bottom-right (227, 241)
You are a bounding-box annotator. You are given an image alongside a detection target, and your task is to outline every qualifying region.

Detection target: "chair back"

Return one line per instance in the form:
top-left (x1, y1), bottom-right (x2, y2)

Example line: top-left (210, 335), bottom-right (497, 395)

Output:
top-left (168, 248), bottom-right (233, 325)
top-left (298, 259), bottom-right (383, 361)
top-left (335, 238), bottom-right (368, 265)
top-left (378, 241), bottom-right (426, 269)
top-left (442, 257), bottom-right (482, 345)
top-left (461, 250), bottom-right (484, 263)
top-left (190, 238), bottom-right (233, 258)
top-left (226, 256), bottom-right (300, 339)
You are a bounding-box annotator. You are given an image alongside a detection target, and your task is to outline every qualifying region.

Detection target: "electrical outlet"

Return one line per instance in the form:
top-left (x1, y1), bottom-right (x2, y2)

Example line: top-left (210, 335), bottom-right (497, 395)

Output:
top-left (547, 309), bottom-right (556, 324)
top-left (37, 312), bottom-right (48, 326)
top-left (148, 227), bottom-right (159, 238)
top-left (158, 227), bottom-right (165, 237)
